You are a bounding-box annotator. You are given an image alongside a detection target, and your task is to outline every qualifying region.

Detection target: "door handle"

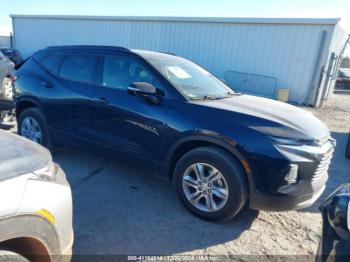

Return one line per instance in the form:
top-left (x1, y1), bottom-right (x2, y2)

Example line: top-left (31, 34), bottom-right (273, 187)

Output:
top-left (93, 97), bottom-right (109, 104)
top-left (41, 81), bottom-right (54, 88)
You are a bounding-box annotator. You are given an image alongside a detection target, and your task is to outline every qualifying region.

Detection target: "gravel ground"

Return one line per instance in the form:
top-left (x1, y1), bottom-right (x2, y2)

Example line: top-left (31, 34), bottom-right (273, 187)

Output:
top-left (2, 94), bottom-right (349, 259)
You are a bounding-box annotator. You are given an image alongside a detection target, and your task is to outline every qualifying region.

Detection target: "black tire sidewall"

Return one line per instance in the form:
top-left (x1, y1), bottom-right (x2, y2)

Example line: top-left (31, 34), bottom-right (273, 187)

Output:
top-left (18, 108), bottom-right (52, 150)
top-left (173, 146), bottom-right (248, 222)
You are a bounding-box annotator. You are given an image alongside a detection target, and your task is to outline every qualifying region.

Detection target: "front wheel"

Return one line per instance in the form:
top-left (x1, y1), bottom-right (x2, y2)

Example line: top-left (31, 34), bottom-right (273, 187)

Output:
top-left (173, 146), bottom-right (248, 222)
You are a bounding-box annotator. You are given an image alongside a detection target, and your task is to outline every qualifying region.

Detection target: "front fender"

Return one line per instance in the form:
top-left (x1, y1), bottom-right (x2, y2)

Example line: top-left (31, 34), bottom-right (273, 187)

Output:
top-left (0, 214), bottom-right (61, 257)
top-left (163, 134), bottom-right (255, 194)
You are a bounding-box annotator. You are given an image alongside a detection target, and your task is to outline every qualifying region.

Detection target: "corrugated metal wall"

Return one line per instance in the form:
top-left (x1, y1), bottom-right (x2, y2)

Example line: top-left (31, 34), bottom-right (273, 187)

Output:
top-left (0, 36), bottom-right (11, 47)
top-left (12, 16), bottom-right (341, 103)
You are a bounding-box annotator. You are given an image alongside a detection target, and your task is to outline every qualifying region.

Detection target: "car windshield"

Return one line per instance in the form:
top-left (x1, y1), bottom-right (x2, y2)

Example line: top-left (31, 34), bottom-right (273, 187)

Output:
top-left (136, 51), bottom-right (235, 100)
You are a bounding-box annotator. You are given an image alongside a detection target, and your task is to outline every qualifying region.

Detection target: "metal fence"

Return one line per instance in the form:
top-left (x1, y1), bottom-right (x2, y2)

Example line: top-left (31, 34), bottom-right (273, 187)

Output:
top-left (225, 70), bottom-right (277, 99)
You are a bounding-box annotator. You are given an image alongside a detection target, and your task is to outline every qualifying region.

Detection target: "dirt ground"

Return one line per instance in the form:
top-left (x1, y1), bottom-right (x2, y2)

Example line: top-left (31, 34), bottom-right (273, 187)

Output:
top-left (2, 93), bottom-right (350, 259)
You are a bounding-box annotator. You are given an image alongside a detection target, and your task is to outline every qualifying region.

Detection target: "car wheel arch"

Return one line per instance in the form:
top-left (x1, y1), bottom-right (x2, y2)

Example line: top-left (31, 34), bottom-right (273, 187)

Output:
top-left (165, 135), bottom-right (254, 192)
top-left (0, 214), bottom-right (61, 259)
top-left (16, 99), bottom-right (41, 119)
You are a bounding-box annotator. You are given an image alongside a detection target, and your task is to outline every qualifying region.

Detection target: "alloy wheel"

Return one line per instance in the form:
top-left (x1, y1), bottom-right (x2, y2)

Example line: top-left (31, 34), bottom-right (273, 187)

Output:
top-left (182, 163), bottom-right (229, 212)
top-left (20, 117), bottom-right (42, 144)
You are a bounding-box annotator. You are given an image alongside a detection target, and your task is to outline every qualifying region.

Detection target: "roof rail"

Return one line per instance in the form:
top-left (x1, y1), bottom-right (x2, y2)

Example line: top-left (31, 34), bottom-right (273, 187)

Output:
top-left (46, 45), bottom-right (130, 52)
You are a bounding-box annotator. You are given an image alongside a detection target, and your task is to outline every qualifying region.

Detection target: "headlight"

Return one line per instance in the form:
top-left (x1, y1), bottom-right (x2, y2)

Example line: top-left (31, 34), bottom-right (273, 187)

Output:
top-left (268, 136), bottom-right (315, 146)
top-left (32, 162), bottom-right (57, 181)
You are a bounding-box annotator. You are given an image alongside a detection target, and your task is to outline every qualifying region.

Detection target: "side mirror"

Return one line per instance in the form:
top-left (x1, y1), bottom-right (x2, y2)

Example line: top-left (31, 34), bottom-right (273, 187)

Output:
top-left (127, 82), bottom-right (160, 105)
top-left (128, 82), bottom-right (157, 95)
top-left (321, 184), bottom-right (350, 240)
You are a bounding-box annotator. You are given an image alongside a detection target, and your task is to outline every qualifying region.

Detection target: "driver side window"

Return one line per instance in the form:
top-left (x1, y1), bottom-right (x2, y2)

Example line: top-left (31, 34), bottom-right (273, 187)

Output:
top-left (101, 55), bottom-right (160, 91)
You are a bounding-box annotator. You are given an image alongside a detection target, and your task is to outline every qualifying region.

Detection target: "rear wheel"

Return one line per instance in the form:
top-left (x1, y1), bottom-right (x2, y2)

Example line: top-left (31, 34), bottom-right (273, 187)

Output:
top-left (173, 146), bottom-right (248, 222)
top-left (1, 77), bottom-right (13, 100)
top-left (18, 108), bottom-right (53, 150)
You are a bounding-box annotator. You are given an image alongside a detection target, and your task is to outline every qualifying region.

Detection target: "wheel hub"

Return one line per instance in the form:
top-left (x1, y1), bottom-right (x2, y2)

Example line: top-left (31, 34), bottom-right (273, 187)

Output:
top-left (20, 117), bottom-right (42, 144)
top-left (182, 163), bottom-right (229, 212)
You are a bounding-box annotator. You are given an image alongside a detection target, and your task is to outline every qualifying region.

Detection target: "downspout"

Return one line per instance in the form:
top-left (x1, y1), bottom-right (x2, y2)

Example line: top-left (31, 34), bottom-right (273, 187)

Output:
top-left (323, 34), bottom-right (350, 100)
top-left (337, 34), bottom-right (350, 68)
top-left (302, 30), bottom-right (327, 106)
top-left (10, 15), bottom-right (15, 49)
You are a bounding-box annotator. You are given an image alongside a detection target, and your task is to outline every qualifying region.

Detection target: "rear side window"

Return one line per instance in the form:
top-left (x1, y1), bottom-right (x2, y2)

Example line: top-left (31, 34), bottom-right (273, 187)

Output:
top-left (59, 54), bottom-right (96, 84)
top-left (40, 53), bottom-right (66, 74)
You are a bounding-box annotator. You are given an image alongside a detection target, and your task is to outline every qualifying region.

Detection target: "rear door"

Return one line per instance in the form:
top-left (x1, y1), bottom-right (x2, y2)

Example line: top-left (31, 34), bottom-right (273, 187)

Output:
top-left (40, 53), bottom-right (98, 144)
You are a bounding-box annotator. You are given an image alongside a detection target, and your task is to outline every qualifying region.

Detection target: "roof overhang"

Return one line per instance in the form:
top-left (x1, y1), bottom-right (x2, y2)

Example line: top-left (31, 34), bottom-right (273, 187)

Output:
top-left (9, 15), bottom-right (340, 26)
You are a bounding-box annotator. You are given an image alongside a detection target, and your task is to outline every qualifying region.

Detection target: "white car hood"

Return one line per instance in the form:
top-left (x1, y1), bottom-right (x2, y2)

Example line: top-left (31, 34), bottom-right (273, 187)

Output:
top-left (0, 130), bottom-right (51, 180)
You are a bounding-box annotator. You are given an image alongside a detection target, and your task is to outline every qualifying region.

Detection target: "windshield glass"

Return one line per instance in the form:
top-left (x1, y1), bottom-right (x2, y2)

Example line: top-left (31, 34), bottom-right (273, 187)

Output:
top-left (136, 51), bottom-right (234, 99)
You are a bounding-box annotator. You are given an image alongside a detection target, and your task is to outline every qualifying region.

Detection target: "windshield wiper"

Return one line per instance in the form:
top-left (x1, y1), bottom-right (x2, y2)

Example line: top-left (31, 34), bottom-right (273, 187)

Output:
top-left (189, 95), bottom-right (222, 100)
top-left (189, 92), bottom-right (242, 100)
top-left (226, 92), bottom-right (242, 96)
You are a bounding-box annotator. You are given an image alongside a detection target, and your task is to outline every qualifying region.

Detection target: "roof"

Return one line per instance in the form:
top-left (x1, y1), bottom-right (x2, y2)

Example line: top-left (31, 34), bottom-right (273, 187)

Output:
top-left (46, 45), bottom-right (130, 52)
top-left (36, 46), bottom-right (180, 58)
top-left (10, 15), bottom-right (340, 25)
top-left (33, 45), bottom-right (132, 60)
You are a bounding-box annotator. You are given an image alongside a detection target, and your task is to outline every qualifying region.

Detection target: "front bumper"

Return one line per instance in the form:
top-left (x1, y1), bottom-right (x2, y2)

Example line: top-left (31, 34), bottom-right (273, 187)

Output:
top-left (250, 184), bottom-right (326, 211)
top-left (54, 165), bottom-right (74, 259)
top-left (245, 136), bottom-right (335, 211)
top-left (18, 164), bottom-right (73, 258)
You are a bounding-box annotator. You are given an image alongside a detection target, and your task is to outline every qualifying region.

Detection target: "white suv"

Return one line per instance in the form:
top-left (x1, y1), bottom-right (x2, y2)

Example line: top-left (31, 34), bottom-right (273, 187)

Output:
top-left (0, 130), bottom-right (73, 262)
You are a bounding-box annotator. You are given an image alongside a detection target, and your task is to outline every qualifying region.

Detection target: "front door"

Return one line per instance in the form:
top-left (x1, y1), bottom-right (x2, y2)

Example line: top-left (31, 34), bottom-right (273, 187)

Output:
top-left (91, 54), bottom-right (168, 170)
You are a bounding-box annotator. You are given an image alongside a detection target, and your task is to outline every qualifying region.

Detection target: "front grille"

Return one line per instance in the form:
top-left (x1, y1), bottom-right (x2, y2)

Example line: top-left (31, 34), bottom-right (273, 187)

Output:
top-left (316, 135), bottom-right (332, 146)
top-left (313, 148), bottom-right (334, 180)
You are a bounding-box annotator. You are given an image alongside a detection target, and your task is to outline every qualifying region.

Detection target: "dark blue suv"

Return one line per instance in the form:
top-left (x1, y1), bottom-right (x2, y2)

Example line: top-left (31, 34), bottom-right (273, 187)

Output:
top-left (14, 46), bottom-right (335, 221)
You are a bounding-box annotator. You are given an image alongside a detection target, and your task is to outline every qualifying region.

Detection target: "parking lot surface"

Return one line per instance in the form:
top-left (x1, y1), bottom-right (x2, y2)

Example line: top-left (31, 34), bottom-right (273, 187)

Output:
top-left (3, 94), bottom-right (350, 257)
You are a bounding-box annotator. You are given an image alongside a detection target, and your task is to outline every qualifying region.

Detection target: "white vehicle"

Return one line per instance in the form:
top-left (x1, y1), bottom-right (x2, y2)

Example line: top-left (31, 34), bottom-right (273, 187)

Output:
top-left (0, 130), bottom-right (73, 262)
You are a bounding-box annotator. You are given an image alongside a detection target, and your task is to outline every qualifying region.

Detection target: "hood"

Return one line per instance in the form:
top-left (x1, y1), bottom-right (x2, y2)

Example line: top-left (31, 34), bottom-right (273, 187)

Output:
top-left (0, 130), bottom-right (52, 181)
top-left (195, 94), bottom-right (330, 140)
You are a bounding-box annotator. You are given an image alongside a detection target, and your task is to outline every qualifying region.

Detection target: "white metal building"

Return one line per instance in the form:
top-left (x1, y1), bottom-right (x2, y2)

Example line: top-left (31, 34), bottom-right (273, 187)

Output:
top-left (10, 15), bottom-right (349, 106)
top-left (0, 35), bottom-right (11, 47)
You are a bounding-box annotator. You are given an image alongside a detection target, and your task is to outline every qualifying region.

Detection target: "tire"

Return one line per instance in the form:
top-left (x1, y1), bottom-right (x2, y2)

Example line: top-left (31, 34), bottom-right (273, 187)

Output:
top-left (173, 146), bottom-right (248, 222)
top-left (0, 250), bottom-right (29, 262)
top-left (18, 107), bottom-right (53, 151)
top-left (1, 77), bottom-right (13, 100)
